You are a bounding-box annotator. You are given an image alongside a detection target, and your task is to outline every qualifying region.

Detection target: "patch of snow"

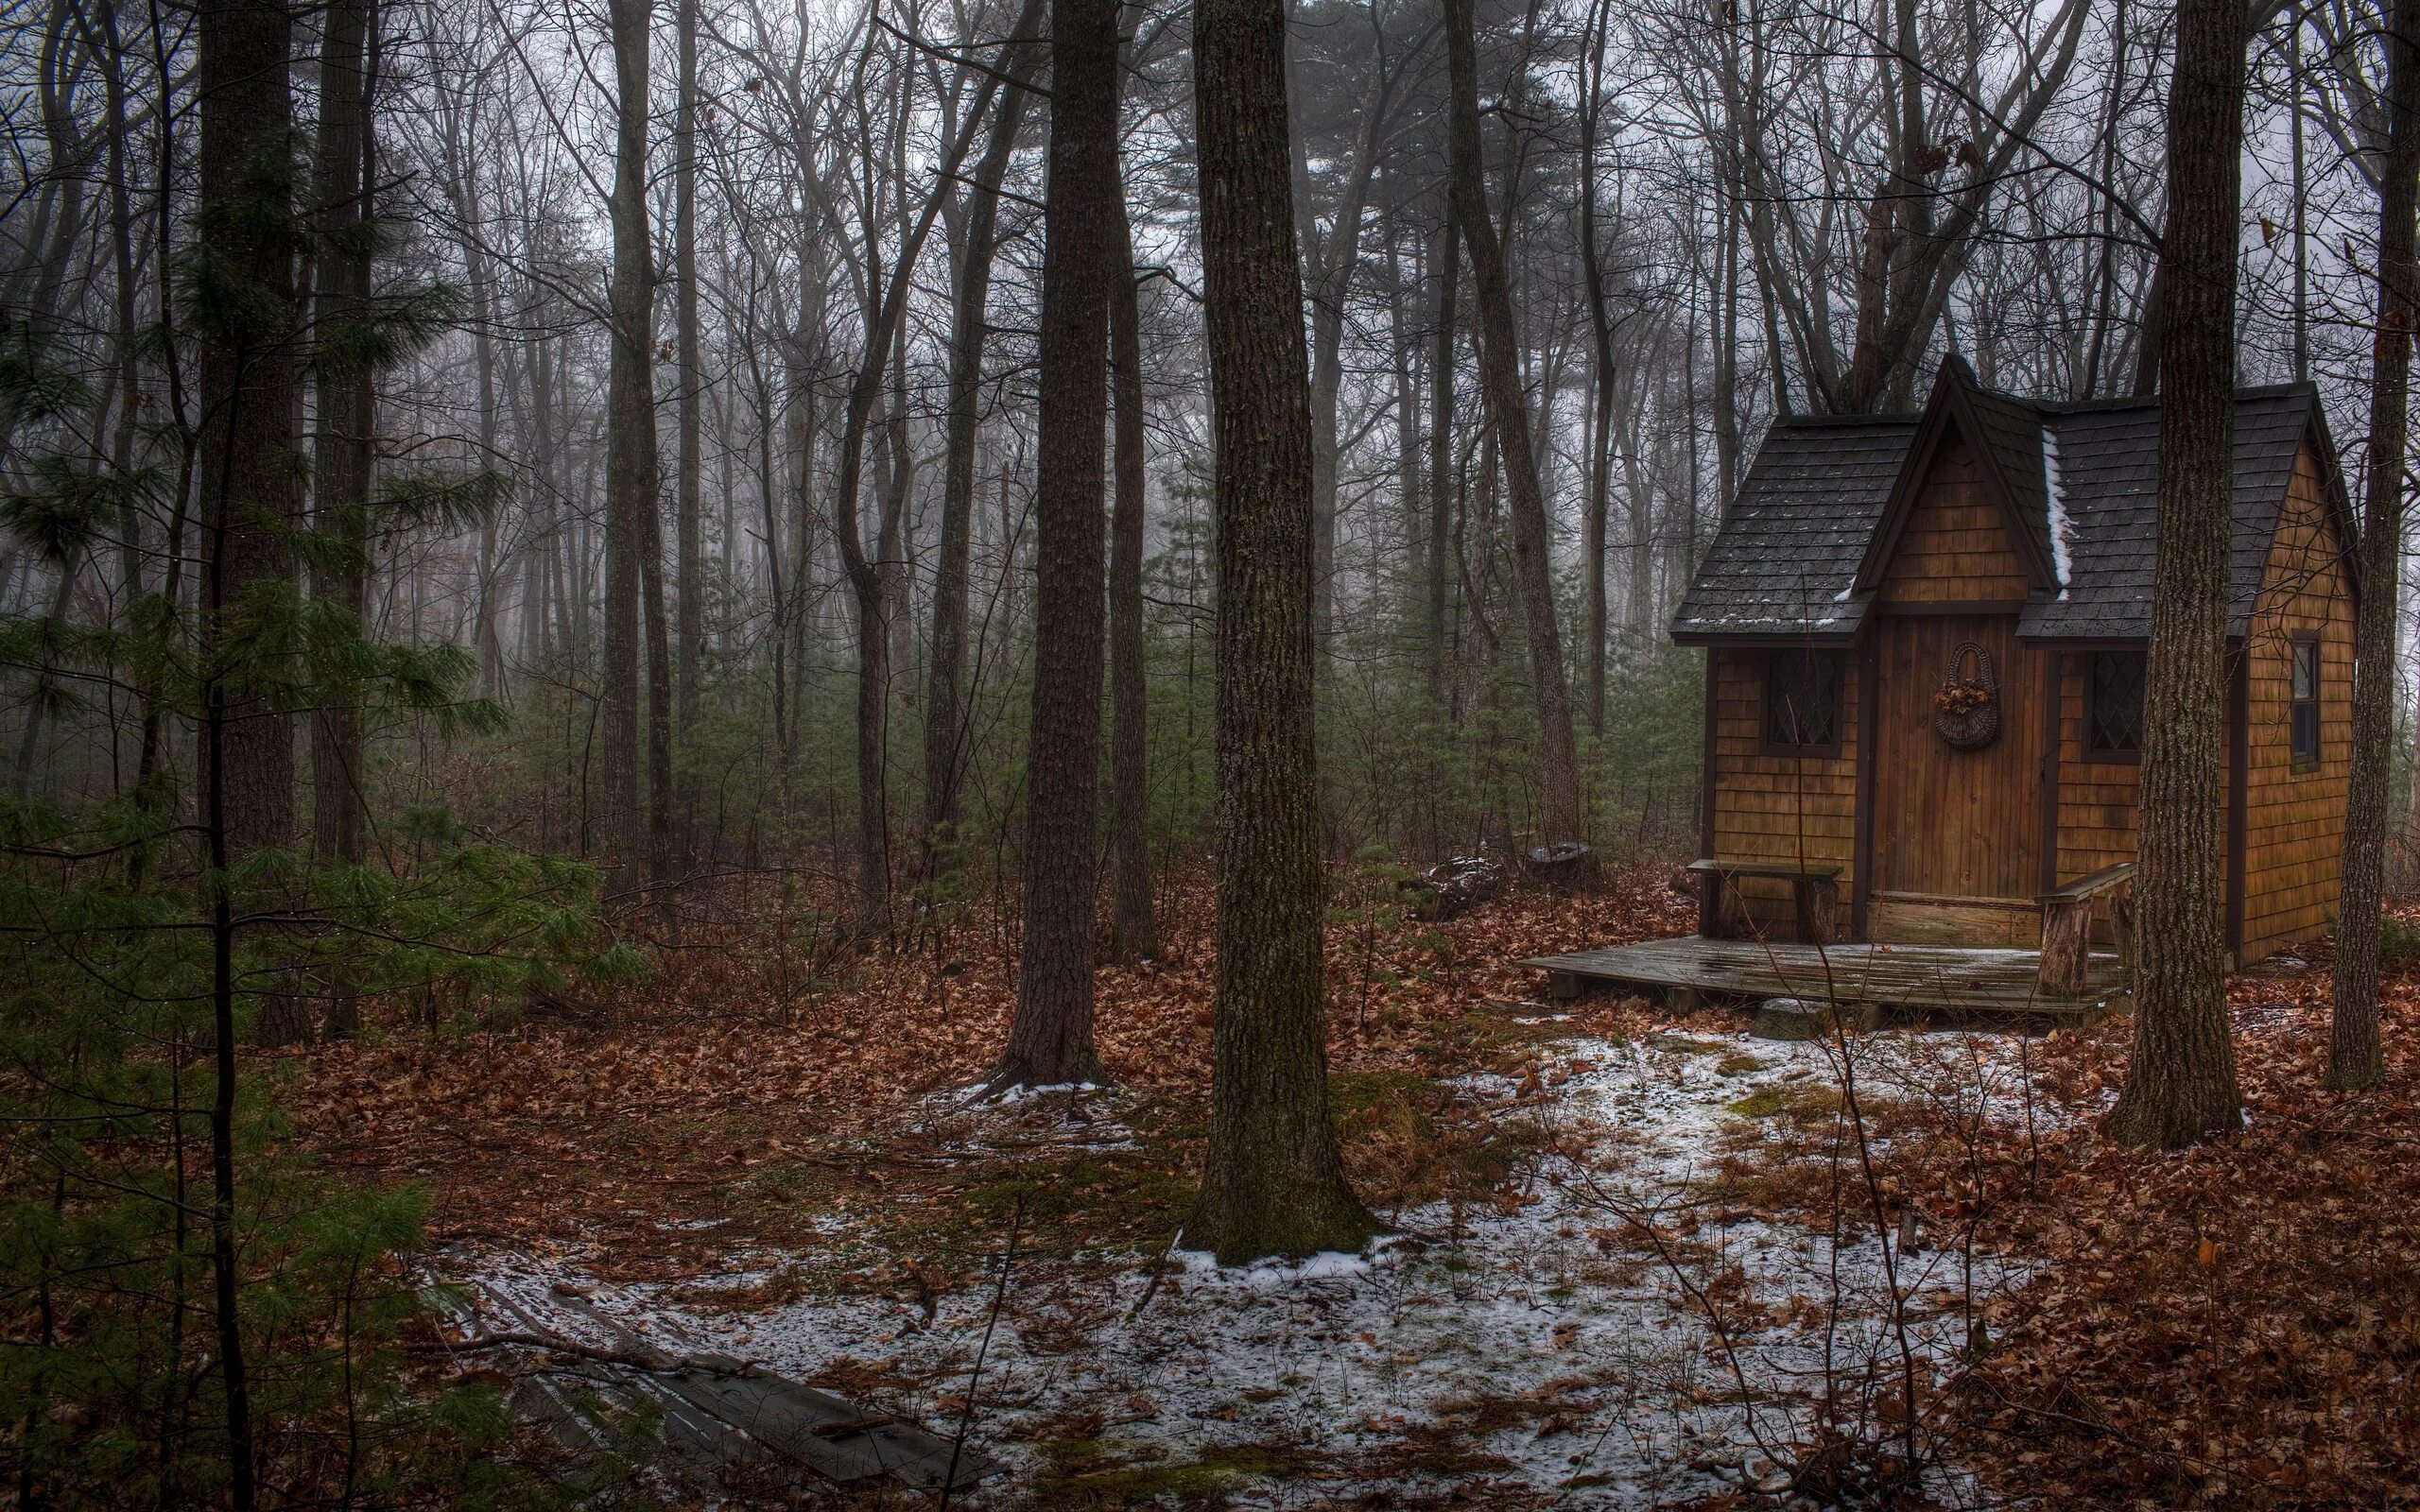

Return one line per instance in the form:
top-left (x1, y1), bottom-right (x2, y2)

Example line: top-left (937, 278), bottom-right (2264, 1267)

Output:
top-left (453, 1027), bottom-right (2058, 1506)
top-left (2044, 423), bottom-right (2074, 598)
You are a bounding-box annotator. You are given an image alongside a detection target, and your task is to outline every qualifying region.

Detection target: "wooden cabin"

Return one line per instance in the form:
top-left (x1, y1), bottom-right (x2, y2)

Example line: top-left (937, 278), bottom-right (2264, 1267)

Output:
top-left (1669, 358), bottom-right (2356, 967)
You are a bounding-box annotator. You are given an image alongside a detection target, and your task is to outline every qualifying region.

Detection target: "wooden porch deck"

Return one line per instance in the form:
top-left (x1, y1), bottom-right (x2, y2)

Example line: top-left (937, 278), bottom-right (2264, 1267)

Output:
top-left (1520, 936), bottom-right (2130, 1021)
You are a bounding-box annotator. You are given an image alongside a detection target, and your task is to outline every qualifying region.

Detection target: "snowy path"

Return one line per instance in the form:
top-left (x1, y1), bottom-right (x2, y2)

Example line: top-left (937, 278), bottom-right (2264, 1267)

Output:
top-left (460, 1022), bottom-right (2048, 1506)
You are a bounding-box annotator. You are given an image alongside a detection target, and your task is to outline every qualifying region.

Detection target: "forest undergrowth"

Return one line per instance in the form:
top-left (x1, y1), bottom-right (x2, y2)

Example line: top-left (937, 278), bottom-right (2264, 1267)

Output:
top-left (284, 869), bottom-right (2419, 1509)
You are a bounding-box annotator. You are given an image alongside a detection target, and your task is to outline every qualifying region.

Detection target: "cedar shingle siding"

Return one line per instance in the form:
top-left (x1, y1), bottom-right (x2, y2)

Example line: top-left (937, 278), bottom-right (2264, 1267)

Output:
top-left (1682, 360), bottom-right (2356, 958)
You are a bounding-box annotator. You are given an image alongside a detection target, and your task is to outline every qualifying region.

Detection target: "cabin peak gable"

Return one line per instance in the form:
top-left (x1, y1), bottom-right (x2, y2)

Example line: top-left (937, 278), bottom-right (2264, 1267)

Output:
top-left (1851, 358), bottom-right (2059, 597)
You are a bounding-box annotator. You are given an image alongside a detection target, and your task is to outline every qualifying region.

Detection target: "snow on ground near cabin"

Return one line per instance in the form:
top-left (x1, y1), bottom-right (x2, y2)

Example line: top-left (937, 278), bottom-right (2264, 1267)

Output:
top-left (459, 1023), bottom-right (2056, 1506)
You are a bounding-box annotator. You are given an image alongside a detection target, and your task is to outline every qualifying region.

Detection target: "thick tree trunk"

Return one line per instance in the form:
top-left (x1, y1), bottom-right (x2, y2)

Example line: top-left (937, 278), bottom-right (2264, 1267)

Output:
top-left (997, 0), bottom-right (1118, 1087)
top-left (1442, 0), bottom-right (1588, 852)
top-left (197, 0), bottom-right (299, 863)
top-left (1108, 178), bottom-right (1159, 963)
top-left (1189, 0), bottom-right (1374, 1263)
top-left (925, 46), bottom-right (1036, 866)
top-left (601, 0), bottom-right (656, 884)
top-left (311, 0), bottom-right (372, 870)
top-left (194, 0), bottom-right (289, 1487)
top-left (2328, 0), bottom-right (2420, 1091)
top-left (2109, 0), bottom-right (2247, 1149)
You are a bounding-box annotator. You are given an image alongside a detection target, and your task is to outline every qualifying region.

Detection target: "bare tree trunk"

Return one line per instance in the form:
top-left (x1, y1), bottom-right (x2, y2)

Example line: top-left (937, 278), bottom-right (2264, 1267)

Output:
top-left (311, 0), bottom-right (372, 871)
top-left (602, 0), bottom-right (656, 884)
top-left (1442, 0), bottom-right (1588, 854)
top-left (193, 0), bottom-right (288, 1485)
top-left (1578, 0), bottom-right (1615, 737)
top-left (925, 44), bottom-right (1037, 865)
top-left (1426, 203), bottom-right (1456, 705)
top-left (643, 484), bottom-right (676, 885)
top-left (828, 4), bottom-right (1035, 935)
top-left (674, 0), bottom-right (703, 825)
top-left (2329, 0), bottom-right (2420, 1091)
top-left (1107, 171), bottom-right (1158, 964)
top-left (1189, 0), bottom-right (1374, 1264)
top-left (2110, 0), bottom-right (2247, 1149)
top-left (197, 0), bottom-right (298, 865)
top-left (997, 0), bottom-right (1118, 1087)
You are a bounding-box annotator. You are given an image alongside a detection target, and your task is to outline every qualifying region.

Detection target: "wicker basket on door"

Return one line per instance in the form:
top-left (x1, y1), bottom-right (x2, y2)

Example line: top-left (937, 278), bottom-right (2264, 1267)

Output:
top-left (1933, 642), bottom-right (2001, 750)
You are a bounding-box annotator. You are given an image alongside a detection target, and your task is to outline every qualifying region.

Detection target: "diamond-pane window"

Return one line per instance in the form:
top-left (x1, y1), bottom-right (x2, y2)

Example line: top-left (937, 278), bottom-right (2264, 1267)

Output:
top-left (2089, 650), bottom-right (2145, 755)
top-left (1765, 650), bottom-right (1842, 750)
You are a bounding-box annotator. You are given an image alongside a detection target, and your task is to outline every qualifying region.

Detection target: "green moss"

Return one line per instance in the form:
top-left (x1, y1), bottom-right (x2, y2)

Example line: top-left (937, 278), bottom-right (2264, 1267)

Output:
top-left (1715, 1053), bottom-right (1768, 1076)
top-left (1725, 1085), bottom-right (1842, 1123)
top-left (1023, 1438), bottom-right (1317, 1508)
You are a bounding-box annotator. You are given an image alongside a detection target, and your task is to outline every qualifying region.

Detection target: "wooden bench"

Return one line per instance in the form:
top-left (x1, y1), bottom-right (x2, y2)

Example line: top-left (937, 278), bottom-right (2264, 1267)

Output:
top-left (1687, 858), bottom-right (1841, 945)
top-left (2035, 861), bottom-right (2135, 998)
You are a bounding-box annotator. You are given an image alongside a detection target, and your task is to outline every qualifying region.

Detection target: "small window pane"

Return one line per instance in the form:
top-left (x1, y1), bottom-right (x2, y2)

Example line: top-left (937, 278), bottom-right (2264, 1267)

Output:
top-left (2089, 650), bottom-right (2145, 754)
top-left (2290, 638), bottom-right (2321, 764)
top-left (1766, 650), bottom-right (1841, 748)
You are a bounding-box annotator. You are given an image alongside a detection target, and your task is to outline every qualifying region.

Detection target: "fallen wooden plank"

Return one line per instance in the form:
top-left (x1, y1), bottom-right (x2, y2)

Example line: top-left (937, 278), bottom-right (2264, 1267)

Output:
top-left (435, 1269), bottom-right (1002, 1495)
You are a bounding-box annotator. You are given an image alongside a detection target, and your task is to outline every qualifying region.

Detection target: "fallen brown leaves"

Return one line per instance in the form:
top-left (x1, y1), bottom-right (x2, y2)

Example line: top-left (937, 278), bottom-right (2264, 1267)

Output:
top-left (1860, 934), bottom-right (2420, 1511)
top-left (287, 862), bottom-right (1691, 1274)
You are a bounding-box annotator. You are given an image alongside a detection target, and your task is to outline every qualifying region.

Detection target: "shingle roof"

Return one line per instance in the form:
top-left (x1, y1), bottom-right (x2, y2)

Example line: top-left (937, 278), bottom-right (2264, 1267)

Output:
top-left (1670, 368), bottom-right (2341, 645)
top-left (1667, 415), bottom-right (1917, 642)
top-left (2018, 387), bottom-right (2324, 640)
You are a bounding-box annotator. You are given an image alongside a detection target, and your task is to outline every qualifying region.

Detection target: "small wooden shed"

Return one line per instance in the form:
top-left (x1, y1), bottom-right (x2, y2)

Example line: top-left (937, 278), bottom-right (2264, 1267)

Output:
top-left (1671, 359), bottom-right (2356, 964)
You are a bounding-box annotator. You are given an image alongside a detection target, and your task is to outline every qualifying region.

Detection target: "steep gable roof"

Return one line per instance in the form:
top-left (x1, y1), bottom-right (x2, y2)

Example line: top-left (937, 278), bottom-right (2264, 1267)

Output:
top-left (1667, 415), bottom-right (1917, 643)
top-left (1671, 369), bottom-right (2349, 646)
top-left (1850, 357), bottom-right (2057, 594)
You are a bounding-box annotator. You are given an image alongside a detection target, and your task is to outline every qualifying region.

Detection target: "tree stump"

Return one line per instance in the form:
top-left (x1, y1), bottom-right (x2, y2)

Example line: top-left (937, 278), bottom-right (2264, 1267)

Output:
top-left (1794, 875), bottom-right (1841, 945)
top-left (1701, 868), bottom-right (1753, 939)
top-left (2037, 897), bottom-right (2092, 998)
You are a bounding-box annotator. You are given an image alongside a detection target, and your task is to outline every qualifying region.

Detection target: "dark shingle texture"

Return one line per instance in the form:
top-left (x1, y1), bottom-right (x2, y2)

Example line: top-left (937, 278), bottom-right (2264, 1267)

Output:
top-left (1668, 417), bottom-right (1917, 642)
top-left (1675, 377), bottom-right (2329, 644)
top-left (2018, 387), bottom-right (2319, 640)
top-left (1959, 382), bottom-right (2051, 571)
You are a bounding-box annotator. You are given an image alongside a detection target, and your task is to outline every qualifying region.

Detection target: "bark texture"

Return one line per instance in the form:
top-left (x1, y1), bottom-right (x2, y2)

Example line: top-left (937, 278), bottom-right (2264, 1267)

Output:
top-left (1442, 0), bottom-right (1588, 850)
top-left (1107, 175), bottom-right (1159, 964)
top-left (2109, 0), bottom-right (2247, 1149)
top-left (601, 0), bottom-right (655, 882)
top-left (674, 0), bottom-right (703, 802)
top-left (1189, 0), bottom-right (1375, 1263)
top-left (197, 0), bottom-right (299, 860)
top-left (310, 0), bottom-right (372, 868)
top-left (998, 0), bottom-right (1119, 1086)
top-left (2329, 0), bottom-right (2420, 1091)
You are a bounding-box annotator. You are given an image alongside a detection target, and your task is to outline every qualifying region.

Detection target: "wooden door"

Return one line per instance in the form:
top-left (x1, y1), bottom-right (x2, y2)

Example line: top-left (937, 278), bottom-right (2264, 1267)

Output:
top-left (1870, 612), bottom-right (2042, 945)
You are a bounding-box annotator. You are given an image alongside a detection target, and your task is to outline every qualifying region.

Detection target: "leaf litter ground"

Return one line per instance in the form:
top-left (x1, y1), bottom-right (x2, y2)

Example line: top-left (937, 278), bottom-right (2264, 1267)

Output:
top-left (291, 871), bottom-right (2420, 1508)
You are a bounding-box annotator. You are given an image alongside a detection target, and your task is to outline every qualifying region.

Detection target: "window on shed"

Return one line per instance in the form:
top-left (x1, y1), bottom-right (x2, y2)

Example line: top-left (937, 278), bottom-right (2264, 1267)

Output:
top-left (2088, 650), bottom-right (2146, 757)
top-left (2291, 635), bottom-right (2321, 766)
top-left (1764, 649), bottom-right (1843, 750)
